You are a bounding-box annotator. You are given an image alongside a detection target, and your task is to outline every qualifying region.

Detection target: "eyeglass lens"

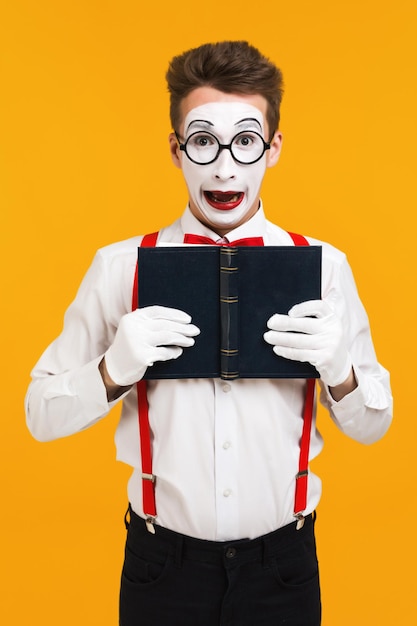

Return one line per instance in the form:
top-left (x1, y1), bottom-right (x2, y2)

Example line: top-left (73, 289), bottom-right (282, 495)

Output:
top-left (183, 131), bottom-right (268, 164)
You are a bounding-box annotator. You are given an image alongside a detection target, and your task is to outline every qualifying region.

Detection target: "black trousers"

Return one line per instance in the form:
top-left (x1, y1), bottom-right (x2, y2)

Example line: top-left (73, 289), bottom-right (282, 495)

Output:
top-left (119, 506), bottom-right (321, 626)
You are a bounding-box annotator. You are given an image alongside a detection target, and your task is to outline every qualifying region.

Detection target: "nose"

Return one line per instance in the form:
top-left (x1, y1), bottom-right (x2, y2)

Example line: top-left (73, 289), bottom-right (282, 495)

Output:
top-left (212, 147), bottom-right (237, 181)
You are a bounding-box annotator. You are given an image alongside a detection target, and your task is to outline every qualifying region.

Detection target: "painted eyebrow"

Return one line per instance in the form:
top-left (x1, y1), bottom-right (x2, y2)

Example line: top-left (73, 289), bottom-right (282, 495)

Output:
top-left (234, 117), bottom-right (263, 130)
top-left (186, 119), bottom-right (214, 132)
top-left (186, 117), bottom-right (262, 132)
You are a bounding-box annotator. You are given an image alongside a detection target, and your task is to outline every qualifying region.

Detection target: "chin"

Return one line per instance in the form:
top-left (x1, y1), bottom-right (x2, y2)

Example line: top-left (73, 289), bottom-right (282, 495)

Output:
top-left (203, 210), bottom-right (243, 229)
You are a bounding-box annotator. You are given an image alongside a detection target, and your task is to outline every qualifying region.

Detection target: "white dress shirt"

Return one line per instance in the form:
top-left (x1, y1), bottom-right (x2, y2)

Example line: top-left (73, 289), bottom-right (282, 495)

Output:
top-left (25, 205), bottom-right (392, 541)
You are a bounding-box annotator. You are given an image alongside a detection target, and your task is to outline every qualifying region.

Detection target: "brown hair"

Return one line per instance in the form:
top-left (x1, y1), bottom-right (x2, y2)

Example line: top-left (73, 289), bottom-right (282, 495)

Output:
top-left (166, 41), bottom-right (284, 139)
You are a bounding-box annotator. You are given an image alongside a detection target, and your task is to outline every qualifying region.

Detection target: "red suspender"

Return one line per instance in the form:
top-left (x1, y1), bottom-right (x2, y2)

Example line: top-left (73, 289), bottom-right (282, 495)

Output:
top-left (287, 231), bottom-right (310, 246)
top-left (294, 378), bottom-right (315, 528)
top-left (133, 233), bottom-right (158, 533)
top-left (134, 230), bottom-right (315, 533)
top-left (287, 231), bottom-right (316, 529)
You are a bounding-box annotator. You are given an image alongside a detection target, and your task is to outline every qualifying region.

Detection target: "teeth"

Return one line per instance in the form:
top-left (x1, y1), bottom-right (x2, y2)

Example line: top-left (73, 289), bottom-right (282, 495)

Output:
top-left (211, 192), bottom-right (240, 202)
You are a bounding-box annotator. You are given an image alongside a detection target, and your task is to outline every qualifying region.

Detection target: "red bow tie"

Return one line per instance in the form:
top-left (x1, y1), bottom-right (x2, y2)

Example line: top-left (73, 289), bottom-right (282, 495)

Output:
top-left (183, 234), bottom-right (264, 247)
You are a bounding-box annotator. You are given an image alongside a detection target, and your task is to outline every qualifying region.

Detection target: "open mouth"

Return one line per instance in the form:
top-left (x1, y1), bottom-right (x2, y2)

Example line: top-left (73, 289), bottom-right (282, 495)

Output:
top-left (204, 191), bottom-right (244, 211)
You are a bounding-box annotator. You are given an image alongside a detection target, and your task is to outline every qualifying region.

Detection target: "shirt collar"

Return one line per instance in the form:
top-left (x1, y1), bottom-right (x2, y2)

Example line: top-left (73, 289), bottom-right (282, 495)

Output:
top-left (180, 202), bottom-right (268, 242)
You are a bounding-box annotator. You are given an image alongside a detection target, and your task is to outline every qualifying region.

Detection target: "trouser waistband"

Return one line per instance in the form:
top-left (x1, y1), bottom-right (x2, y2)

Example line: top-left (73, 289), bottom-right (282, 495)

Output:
top-left (125, 505), bottom-right (316, 567)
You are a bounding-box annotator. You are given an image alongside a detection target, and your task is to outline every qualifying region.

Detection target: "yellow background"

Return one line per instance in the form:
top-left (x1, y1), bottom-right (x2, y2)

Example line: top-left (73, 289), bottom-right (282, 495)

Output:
top-left (1, 0), bottom-right (416, 623)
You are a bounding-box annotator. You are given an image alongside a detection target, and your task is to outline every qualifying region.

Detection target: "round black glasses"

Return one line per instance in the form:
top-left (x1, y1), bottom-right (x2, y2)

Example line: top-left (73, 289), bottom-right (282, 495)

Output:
top-left (176, 130), bottom-right (271, 165)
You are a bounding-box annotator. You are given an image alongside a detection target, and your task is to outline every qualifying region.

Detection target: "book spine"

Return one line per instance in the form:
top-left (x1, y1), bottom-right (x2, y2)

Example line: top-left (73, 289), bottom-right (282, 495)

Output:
top-left (220, 247), bottom-right (239, 380)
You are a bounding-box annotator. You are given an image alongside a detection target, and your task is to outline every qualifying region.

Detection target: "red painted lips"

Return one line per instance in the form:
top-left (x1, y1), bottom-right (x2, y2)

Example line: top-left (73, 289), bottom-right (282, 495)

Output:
top-left (204, 191), bottom-right (244, 210)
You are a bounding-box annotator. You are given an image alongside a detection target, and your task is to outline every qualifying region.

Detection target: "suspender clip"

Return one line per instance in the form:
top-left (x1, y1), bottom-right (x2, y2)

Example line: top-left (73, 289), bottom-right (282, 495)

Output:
top-left (142, 472), bottom-right (156, 483)
top-left (296, 470), bottom-right (308, 479)
top-left (145, 516), bottom-right (156, 534)
top-left (294, 512), bottom-right (305, 530)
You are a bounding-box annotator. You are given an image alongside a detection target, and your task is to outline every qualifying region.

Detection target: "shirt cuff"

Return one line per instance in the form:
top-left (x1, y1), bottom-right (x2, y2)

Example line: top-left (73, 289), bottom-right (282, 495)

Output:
top-left (69, 355), bottom-right (132, 412)
top-left (324, 366), bottom-right (365, 414)
top-left (66, 355), bottom-right (109, 409)
top-left (322, 364), bottom-right (392, 442)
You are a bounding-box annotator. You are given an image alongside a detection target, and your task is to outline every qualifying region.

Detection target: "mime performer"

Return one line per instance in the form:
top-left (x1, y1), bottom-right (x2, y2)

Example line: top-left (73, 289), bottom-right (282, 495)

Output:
top-left (25, 41), bottom-right (392, 626)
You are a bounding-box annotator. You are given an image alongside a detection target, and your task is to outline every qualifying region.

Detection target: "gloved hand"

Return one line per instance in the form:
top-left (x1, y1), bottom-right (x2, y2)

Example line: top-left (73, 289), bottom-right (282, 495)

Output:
top-left (264, 300), bottom-right (352, 388)
top-left (105, 305), bottom-right (200, 386)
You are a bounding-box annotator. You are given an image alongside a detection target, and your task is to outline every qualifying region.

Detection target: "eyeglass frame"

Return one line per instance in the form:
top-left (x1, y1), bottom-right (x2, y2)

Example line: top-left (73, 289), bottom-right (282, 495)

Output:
top-left (174, 130), bottom-right (271, 166)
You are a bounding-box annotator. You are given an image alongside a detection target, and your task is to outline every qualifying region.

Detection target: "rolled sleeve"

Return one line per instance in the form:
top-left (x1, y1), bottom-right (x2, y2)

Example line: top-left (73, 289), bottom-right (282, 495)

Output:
top-left (25, 356), bottom-right (112, 441)
top-left (25, 244), bottom-right (136, 442)
top-left (321, 364), bottom-right (393, 444)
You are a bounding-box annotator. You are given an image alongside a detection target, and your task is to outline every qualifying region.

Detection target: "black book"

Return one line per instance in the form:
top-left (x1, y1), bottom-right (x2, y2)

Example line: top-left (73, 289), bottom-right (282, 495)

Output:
top-left (137, 245), bottom-right (322, 380)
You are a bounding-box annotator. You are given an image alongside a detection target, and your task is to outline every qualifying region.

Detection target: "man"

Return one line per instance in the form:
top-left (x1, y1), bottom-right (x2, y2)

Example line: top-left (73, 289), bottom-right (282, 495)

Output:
top-left (25, 41), bottom-right (392, 625)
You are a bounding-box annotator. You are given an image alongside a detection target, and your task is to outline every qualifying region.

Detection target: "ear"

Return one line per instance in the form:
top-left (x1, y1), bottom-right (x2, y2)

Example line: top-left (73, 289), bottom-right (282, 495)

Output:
top-left (266, 131), bottom-right (283, 168)
top-left (169, 132), bottom-right (182, 169)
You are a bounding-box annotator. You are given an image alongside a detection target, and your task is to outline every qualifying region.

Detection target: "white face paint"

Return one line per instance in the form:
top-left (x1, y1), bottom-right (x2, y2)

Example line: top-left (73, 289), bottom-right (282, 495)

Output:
top-left (180, 101), bottom-right (269, 234)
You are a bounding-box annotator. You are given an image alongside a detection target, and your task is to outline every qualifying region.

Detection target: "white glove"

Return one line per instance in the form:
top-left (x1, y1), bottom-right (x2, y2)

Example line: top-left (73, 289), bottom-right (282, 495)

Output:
top-left (105, 305), bottom-right (200, 386)
top-left (264, 300), bottom-right (352, 387)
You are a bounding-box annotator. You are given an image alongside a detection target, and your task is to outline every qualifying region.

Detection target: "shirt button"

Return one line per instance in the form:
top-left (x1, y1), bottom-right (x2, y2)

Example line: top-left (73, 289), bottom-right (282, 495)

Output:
top-left (222, 441), bottom-right (231, 450)
top-left (225, 547), bottom-right (237, 559)
top-left (222, 383), bottom-right (231, 393)
top-left (223, 489), bottom-right (232, 497)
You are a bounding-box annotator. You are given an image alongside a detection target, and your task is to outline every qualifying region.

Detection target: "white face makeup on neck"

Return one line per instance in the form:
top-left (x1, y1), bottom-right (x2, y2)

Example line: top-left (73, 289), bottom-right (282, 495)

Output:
top-left (169, 88), bottom-right (282, 236)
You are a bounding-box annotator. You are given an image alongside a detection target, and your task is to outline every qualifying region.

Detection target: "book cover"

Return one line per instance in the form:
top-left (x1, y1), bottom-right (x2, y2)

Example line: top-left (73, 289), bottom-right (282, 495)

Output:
top-left (137, 245), bottom-right (322, 380)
